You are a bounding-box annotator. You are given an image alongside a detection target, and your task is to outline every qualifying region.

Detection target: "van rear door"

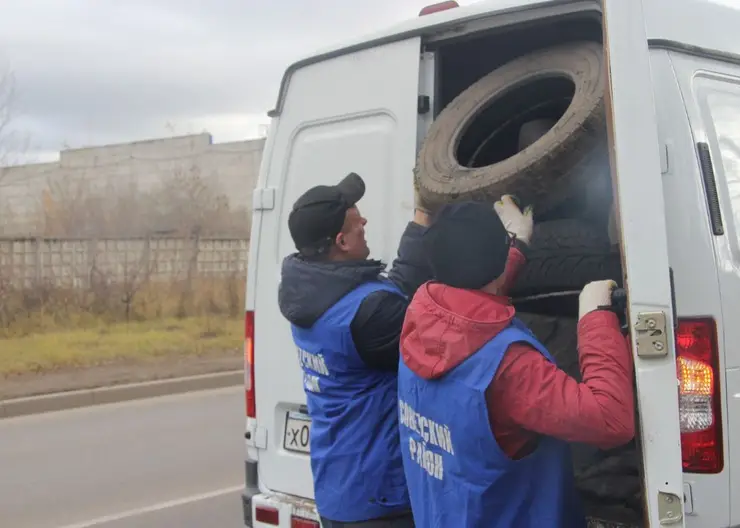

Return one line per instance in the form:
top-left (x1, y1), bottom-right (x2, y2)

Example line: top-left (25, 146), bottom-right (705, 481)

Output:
top-left (250, 37), bottom-right (422, 499)
top-left (602, 0), bottom-right (685, 525)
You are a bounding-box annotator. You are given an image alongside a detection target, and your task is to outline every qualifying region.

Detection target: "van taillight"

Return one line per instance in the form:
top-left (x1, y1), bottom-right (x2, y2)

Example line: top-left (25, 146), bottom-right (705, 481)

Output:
top-left (245, 310), bottom-right (256, 418)
top-left (419, 1), bottom-right (458, 16)
top-left (676, 318), bottom-right (723, 473)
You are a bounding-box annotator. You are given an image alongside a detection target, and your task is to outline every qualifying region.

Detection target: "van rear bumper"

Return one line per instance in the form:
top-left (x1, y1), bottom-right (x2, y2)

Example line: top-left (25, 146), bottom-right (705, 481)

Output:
top-left (250, 492), bottom-right (319, 528)
top-left (242, 460), bottom-right (260, 527)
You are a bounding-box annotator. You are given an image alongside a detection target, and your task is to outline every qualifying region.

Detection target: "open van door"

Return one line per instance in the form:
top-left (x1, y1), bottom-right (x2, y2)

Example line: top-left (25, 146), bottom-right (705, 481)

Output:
top-left (601, 0), bottom-right (685, 525)
top-left (249, 37), bottom-right (422, 499)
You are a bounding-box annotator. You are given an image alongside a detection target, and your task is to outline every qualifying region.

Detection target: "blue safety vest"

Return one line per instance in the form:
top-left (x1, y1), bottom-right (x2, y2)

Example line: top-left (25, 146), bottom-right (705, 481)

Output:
top-left (398, 318), bottom-right (586, 528)
top-left (291, 280), bottom-right (410, 523)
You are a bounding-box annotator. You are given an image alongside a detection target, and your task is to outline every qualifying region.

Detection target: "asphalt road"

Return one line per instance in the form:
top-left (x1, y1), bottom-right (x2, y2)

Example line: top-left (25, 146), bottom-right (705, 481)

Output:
top-left (0, 386), bottom-right (246, 528)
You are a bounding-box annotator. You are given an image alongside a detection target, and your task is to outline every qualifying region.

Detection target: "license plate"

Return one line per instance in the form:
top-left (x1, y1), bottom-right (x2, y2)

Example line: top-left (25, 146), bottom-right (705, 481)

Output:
top-left (283, 411), bottom-right (311, 454)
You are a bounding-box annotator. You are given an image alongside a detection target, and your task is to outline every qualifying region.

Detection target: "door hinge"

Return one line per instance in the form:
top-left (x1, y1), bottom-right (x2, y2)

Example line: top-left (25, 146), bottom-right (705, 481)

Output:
top-left (658, 491), bottom-right (683, 525)
top-left (634, 311), bottom-right (669, 358)
top-left (252, 187), bottom-right (276, 211)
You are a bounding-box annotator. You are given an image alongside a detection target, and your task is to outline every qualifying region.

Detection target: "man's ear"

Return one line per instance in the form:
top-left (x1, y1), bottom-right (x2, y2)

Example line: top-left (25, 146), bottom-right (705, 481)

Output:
top-left (335, 232), bottom-right (346, 250)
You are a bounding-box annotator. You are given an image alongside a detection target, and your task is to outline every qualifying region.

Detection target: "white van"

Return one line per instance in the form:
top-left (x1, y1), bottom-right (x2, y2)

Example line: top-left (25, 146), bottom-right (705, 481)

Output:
top-left (241, 0), bottom-right (740, 526)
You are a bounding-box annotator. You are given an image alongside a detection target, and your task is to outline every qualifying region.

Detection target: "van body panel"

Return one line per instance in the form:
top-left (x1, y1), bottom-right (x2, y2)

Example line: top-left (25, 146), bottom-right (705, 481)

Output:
top-left (725, 368), bottom-right (740, 526)
top-left (602, 0), bottom-right (685, 525)
top-left (246, 120), bottom-right (277, 313)
top-left (643, 0), bottom-right (740, 64)
top-left (650, 49), bottom-right (730, 527)
top-left (667, 51), bottom-right (740, 526)
top-left (271, 0), bottom-right (740, 118)
top-left (686, 67), bottom-right (740, 371)
top-left (250, 36), bottom-right (422, 498)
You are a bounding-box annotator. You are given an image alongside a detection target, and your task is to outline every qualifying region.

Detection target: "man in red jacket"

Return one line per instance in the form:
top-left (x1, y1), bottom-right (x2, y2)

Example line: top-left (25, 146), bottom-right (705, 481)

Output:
top-left (397, 197), bottom-right (634, 527)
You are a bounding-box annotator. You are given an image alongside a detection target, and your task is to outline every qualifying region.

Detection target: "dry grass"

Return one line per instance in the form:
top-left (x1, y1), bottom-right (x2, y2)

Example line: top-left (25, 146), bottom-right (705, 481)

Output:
top-left (0, 276), bottom-right (246, 375)
top-left (0, 316), bottom-right (242, 376)
top-left (0, 276), bottom-right (245, 336)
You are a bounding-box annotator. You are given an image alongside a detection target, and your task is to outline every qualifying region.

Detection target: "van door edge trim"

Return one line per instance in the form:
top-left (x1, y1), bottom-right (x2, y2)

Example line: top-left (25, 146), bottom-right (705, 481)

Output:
top-left (649, 39), bottom-right (740, 68)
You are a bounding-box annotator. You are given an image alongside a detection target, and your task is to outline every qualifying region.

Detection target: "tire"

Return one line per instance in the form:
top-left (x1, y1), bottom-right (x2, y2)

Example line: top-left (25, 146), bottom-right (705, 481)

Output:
top-left (577, 444), bottom-right (643, 527)
top-left (511, 219), bottom-right (623, 298)
top-left (416, 41), bottom-right (606, 214)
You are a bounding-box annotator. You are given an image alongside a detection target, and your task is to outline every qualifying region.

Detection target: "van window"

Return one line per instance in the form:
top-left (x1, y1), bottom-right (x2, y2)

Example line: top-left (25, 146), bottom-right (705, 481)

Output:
top-left (695, 74), bottom-right (740, 261)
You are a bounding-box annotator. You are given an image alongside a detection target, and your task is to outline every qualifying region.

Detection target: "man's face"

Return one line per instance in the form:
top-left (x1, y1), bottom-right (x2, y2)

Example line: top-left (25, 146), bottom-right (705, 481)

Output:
top-left (336, 206), bottom-right (369, 260)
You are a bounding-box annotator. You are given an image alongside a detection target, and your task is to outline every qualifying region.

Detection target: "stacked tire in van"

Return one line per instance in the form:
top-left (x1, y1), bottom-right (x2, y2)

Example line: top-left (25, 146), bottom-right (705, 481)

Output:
top-left (415, 41), bottom-right (638, 527)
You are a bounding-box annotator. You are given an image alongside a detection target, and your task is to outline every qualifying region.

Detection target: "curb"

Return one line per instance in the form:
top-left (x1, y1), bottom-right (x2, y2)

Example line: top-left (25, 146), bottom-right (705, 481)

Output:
top-left (0, 370), bottom-right (243, 419)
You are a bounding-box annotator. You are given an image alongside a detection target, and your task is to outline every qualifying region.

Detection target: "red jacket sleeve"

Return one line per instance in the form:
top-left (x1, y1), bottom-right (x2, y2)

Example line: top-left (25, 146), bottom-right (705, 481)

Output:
top-left (499, 246), bottom-right (526, 295)
top-left (490, 310), bottom-right (635, 450)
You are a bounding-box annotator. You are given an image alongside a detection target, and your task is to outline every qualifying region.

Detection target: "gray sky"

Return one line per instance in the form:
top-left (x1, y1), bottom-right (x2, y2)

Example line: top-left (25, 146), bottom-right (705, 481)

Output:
top-left (0, 0), bottom-right (454, 162)
top-left (2, 0), bottom-right (737, 163)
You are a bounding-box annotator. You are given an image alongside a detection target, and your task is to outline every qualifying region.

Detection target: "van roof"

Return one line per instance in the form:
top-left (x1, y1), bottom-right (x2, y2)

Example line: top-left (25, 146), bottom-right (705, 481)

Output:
top-left (269, 0), bottom-right (740, 117)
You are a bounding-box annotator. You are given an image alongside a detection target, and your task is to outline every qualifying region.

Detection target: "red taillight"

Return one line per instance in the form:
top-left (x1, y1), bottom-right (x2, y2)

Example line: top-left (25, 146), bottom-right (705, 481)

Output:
top-left (255, 505), bottom-right (279, 525)
top-left (292, 516), bottom-right (320, 528)
top-left (245, 310), bottom-right (256, 418)
top-left (419, 1), bottom-right (459, 16)
top-left (676, 318), bottom-right (723, 473)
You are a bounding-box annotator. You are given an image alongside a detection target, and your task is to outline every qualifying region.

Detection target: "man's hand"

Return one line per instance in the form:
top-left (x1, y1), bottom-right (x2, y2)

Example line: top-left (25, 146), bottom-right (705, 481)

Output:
top-left (494, 195), bottom-right (534, 245)
top-left (579, 279), bottom-right (617, 321)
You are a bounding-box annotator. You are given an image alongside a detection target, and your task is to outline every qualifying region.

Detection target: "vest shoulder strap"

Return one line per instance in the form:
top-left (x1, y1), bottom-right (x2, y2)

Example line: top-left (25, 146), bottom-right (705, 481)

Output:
top-left (321, 279), bottom-right (404, 326)
top-left (458, 324), bottom-right (553, 390)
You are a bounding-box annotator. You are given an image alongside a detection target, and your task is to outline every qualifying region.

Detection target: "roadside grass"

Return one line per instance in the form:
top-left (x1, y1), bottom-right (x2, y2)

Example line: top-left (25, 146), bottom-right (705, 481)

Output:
top-left (0, 277), bottom-right (246, 376)
top-left (0, 316), bottom-right (243, 376)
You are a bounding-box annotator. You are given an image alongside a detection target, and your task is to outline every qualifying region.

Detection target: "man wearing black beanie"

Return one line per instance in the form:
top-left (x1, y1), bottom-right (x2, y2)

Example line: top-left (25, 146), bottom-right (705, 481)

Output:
top-left (397, 198), bottom-right (635, 528)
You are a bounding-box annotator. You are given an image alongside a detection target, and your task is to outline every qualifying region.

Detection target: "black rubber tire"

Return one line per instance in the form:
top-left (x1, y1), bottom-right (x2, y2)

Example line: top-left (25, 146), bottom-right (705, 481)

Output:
top-left (416, 41), bottom-right (606, 214)
top-left (527, 218), bottom-right (612, 252)
top-left (511, 219), bottom-right (623, 298)
top-left (577, 444), bottom-right (643, 527)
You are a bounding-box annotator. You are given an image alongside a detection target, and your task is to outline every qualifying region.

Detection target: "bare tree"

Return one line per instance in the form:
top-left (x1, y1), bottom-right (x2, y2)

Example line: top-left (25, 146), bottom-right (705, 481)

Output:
top-left (39, 163), bottom-right (251, 238)
top-left (0, 66), bottom-right (31, 186)
top-left (0, 67), bottom-right (15, 182)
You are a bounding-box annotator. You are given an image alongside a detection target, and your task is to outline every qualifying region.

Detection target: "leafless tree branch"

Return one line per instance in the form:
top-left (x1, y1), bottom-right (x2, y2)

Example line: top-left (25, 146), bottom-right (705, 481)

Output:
top-left (0, 67), bottom-right (16, 182)
top-left (0, 66), bottom-right (31, 183)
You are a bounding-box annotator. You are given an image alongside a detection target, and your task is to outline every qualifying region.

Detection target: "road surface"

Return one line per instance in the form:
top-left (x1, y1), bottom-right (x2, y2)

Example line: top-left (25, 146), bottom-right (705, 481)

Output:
top-left (0, 386), bottom-right (246, 528)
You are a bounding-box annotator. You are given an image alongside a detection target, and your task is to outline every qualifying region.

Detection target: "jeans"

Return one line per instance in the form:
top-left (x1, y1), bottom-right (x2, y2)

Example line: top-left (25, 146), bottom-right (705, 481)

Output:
top-left (319, 512), bottom-right (415, 528)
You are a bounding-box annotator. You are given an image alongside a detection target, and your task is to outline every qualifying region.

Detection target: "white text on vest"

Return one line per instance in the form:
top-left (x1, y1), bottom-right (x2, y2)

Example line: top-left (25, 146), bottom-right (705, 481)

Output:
top-left (297, 347), bottom-right (330, 393)
top-left (399, 399), bottom-right (454, 481)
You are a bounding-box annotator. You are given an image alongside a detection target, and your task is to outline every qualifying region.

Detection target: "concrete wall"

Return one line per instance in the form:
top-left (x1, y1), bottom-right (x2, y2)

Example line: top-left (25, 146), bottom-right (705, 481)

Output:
top-left (0, 236), bottom-right (248, 288)
top-left (0, 133), bottom-right (265, 236)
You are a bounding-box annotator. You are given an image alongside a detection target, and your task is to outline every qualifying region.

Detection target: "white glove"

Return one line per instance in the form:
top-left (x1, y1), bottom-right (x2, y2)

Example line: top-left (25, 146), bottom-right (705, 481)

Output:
top-left (579, 280), bottom-right (617, 321)
top-left (493, 195), bottom-right (534, 245)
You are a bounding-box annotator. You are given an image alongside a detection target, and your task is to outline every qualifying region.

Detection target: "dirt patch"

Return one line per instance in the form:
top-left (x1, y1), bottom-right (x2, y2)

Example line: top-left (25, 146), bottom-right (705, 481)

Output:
top-left (0, 350), bottom-right (242, 400)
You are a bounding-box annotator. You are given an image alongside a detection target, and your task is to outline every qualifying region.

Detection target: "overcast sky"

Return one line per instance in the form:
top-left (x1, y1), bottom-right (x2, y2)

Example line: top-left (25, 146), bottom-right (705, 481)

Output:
top-left (0, 0), bottom-right (460, 163)
top-left (1, 0), bottom-right (737, 164)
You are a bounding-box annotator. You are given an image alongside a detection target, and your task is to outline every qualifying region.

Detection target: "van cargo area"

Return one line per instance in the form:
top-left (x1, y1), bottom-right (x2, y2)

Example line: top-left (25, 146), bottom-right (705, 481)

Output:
top-left (418, 12), bottom-right (639, 528)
